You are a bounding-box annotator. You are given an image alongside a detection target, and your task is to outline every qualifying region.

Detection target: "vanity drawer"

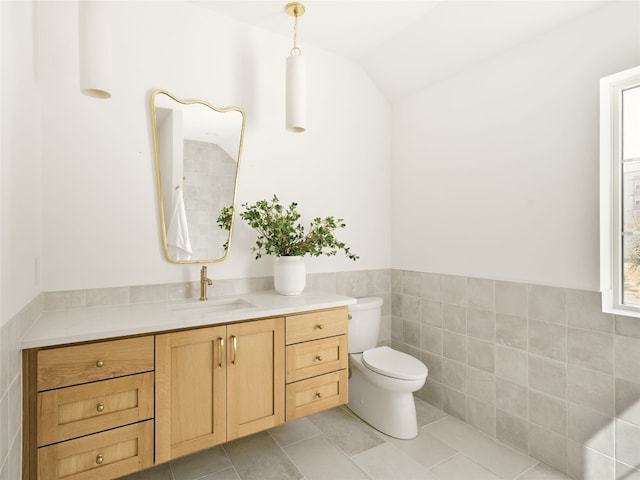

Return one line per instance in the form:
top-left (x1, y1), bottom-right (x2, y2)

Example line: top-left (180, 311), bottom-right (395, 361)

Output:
top-left (285, 369), bottom-right (348, 421)
top-left (286, 335), bottom-right (348, 383)
top-left (37, 372), bottom-right (154, 447)
top-left (285, 308), bottom-right (348, 345)
top-left (37, 336), bottom-right (154, 391)
top-left (37, 420), bottom-right (154, 480)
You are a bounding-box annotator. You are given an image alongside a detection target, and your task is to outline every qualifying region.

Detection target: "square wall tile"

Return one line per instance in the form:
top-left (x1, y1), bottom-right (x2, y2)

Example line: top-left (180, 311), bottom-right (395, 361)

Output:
top-left (615, 335), bottom-right (640, 384)
top-left (496, 377), bottom-right (528, 419)
top-left (420, 379), bottom-right (444, 409)
top-left (401, 295), bottom-right (421, 323)
top-left (616, 377), bottom-right (640, 426)
top-left (528, 423), bottom-right (567, 474)
top-left (402, 271), bottom-right (422, 296)
top-left (567, 328), bottom-right (613, 374)
top-left (495, 281), bottom-right (527, 317)
top-left (403, 320), bottom-right (421, 348)
top-left (441, 385), bottom-right (467, 420)
top-left (615, 314), bottom-right (640, 340)
top-left (422, 351), bottom-right (443, 383)
top-left (423, 299), bottom-right (443, 327)
top-left (528, 285), bottom-right (566, 325)
top-left (566, 289), bottom-right (613, 333)
top-left (421, 325), bottom-right (443, 355)
top-left (567, 365), bottom-right (614, 416)
top-left (468, 366), bottom-right (496, 405)
top-left (529, 320), bottom-right (566, 362)
top-left (529, 390), bottom-right (567, 435)
top-left (468, 397), bottom-right (496, 436)
top-left (421, 273), bottom-right (442, 301)
top-left (442, 304), bottom-right (466, 333)
top-left (442, 275), bottom-right (467, 306)
top-left (443, 331), bottom-right (466, 363)
top-left (442, 358), bottom-right (467, 393)
top-left (495, 313), bottom-right (527, 350)
top-left (467, 338), bottom-right (495, 373)
top-left (567, 402), bottom-right (613, 456)
top-left (528, 355), bottom-right (566, 399)
top-left (495, 345), bottom-right (527, 386)
top-left (496, 409), bottom-right (529, 453)
top-left (468, 278), bottom-right (495, 311)
top-left (467, 308), bottom-right (495, 342)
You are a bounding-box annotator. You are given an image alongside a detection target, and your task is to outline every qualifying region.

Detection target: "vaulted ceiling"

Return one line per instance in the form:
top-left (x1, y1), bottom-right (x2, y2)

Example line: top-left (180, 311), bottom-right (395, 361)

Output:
top-left (197, 0), bottom-right (612, 101)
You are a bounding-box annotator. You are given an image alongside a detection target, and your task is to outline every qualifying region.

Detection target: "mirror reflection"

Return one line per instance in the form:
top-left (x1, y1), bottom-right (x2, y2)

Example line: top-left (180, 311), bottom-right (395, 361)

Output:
top-left (151, 90), bottom-right (245, 263)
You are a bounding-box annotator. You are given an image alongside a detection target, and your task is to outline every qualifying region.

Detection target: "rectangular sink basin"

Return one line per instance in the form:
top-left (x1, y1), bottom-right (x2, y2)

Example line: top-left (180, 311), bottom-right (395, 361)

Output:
top-left (170, 297), bottom-right (255, 314)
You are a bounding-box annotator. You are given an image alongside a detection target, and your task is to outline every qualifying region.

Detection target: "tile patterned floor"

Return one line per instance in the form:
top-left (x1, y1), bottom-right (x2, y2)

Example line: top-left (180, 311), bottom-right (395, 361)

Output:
top-left (121, 399), bottom-right (571, 480)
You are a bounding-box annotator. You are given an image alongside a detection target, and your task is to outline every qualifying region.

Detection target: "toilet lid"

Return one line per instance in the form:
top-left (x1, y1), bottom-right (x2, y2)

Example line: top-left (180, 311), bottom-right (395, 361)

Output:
top-left (362, 346), bottom-right (428, 381)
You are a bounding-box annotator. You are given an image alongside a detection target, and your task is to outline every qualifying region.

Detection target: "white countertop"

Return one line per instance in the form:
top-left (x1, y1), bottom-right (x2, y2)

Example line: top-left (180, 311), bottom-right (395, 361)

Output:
top-left (21, 290), bottom-right (356, 349)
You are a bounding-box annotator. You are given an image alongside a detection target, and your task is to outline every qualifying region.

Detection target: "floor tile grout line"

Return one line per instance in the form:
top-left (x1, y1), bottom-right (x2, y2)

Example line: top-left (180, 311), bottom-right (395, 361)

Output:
top-left (266, 427), bottom-right (324, 450)
top-left (512, 461), bottom-right (544, 480)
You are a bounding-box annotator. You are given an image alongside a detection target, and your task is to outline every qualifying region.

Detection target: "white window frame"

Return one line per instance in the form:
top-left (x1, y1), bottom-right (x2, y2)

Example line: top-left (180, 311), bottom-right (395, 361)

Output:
top-left (600, 65), bottom-right (640, 316)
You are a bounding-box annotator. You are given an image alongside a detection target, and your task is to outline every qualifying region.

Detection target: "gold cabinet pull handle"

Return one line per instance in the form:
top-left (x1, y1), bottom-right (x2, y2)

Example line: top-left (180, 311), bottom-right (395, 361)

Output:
top-left (348, 314), bottom-right (353, 320)
top-left (217, 337), bottom-right (224, 368)
top-left (96, 454), bottom-right (104, 465)
top-left (231, 335), bottom-right (237, 364)
top-left (315, 355), bottom-right (323, 362)
top-left (315, 392), bottom-right (323, 399)
top-left (96, 360), bottom-right (104, 368)
top-left (315, 324), bottom-right (324, 330)
top-left (96, 402), bottom-right (105, 412)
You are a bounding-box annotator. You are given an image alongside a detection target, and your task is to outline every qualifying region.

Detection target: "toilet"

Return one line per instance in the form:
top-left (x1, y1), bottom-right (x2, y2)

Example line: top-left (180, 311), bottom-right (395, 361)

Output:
top-left (347, 297), bottom-right (428, 439)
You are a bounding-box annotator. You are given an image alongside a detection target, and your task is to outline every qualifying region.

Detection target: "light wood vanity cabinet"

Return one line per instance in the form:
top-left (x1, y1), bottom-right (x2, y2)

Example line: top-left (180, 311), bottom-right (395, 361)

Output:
top-left (23, 305), bottom-right (349, 480)
top-left (25, 336), bottom-right (155, 480)
top-left (284, 307), bottom-right (349, 421)
top-left (155, 317), bottom-right (285, 463)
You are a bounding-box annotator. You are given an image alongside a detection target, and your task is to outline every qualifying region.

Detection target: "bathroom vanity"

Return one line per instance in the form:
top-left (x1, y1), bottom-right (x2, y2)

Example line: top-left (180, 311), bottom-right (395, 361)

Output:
top-left (21, 290), bottom-right (354, 480)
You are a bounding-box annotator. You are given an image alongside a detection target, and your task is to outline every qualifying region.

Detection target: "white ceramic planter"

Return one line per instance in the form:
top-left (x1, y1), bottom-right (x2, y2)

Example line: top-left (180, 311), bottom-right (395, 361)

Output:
top-left (273, 256), bottom-right (306, 295)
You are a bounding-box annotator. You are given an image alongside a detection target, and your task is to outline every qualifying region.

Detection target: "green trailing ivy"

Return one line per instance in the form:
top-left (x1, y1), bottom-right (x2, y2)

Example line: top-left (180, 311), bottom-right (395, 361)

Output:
top-left (217, 195), bottom-right (359, 261)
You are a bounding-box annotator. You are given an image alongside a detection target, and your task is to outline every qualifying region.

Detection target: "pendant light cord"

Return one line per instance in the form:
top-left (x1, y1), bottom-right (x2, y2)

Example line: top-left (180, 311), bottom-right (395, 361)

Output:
top-left (290, 9), bottom-right (302, 56)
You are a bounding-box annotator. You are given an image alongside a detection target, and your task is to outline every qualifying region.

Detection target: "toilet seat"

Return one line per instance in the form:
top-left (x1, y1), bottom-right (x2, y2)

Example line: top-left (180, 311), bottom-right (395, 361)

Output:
top-left (362, 346), bottom-right (428, 381)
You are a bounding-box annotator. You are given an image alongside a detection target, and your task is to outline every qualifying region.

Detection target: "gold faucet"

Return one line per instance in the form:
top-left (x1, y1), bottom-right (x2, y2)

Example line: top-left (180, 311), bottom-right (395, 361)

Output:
top-left (200, 266), bottom-right (213, 301)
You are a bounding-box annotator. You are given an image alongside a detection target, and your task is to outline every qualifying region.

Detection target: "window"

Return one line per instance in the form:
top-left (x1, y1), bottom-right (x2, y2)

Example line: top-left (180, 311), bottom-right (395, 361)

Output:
top-left (600, 65), bottom-right (640, 315)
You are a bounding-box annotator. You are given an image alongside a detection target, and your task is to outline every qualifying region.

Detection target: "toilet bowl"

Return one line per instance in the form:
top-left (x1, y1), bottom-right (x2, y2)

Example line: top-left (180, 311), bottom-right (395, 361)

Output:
top-left (346, 297), bottom-right (428, 439)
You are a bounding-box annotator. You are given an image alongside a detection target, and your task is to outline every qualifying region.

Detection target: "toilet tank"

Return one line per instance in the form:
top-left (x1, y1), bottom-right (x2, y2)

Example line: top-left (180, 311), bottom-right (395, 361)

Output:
top-left (348, 297), bottom-right (383, 353)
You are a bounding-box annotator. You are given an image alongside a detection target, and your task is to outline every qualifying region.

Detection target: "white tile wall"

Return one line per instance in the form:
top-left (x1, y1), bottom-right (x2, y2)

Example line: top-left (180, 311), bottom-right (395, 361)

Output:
top-left (392, 269), bottom-right (640, 479)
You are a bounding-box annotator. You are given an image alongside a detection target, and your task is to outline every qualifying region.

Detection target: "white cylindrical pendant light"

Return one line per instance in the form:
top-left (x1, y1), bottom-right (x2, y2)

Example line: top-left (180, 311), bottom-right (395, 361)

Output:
top-left (286, 54), bottom-right (306, 133)
top-left (285, 2), bottom-right (306, 133)
top-left (78, 0), bottom-right (112, 99)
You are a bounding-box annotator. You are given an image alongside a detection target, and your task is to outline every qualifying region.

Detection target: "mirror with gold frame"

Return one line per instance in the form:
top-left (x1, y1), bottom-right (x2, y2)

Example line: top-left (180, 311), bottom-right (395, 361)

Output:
top-left (151, 90), bottom-right (245, 263)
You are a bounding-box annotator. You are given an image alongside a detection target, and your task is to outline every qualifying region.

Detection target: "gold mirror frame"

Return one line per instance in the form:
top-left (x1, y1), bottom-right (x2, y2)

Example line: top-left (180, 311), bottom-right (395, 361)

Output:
top-left (150, 90), bottom-right (245, 264)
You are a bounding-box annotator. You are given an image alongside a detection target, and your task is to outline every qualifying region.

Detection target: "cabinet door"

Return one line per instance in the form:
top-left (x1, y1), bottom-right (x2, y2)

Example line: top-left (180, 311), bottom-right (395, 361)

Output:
top-left (155, 326), bottom-right (227, 463)
top-left (227, 318), bottom-right (285, 440)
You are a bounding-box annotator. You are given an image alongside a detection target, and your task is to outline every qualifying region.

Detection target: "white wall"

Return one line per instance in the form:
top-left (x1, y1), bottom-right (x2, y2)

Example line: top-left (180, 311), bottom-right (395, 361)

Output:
top-left (37, 1), bottom-right (391, 292)
top-left (391, 1), bottom-right (640, 291)
top-left (1, 1), bottom-right (42, 323)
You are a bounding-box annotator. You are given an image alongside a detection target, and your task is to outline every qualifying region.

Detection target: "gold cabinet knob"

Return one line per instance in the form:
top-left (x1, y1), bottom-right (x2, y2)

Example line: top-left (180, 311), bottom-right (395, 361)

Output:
top-left (96, 402), bottom-right (104, 412)
top-left (315, 324), bottom-right (324, 330)
top-left (96, 454), bottom-right (104, 465)
top-left (96, 360), bottom-right (104, 368)
top-left (348, 314), bottom-right (353, 320)
top-left (315, 355), bottom-right (323, 362)
top-left (315, 392), bottom-right (323, 399)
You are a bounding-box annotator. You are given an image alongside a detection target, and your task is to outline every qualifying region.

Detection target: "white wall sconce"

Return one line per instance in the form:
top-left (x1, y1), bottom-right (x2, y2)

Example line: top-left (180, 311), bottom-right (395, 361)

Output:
top-left (78, 0), bottom-right (112, 99)
top-left (285, 2), bottom-right (306, 133)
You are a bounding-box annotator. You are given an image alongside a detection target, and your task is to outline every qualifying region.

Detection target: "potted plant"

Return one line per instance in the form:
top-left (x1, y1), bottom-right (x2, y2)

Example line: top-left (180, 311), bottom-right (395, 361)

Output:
top-left (218, 195), bottom-right (358, 295)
